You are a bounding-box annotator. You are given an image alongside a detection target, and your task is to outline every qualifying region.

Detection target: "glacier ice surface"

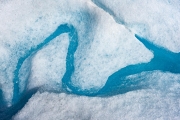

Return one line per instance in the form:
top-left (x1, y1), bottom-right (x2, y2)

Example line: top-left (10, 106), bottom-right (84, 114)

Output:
top-left (0, 0), bottom-right (180, 119)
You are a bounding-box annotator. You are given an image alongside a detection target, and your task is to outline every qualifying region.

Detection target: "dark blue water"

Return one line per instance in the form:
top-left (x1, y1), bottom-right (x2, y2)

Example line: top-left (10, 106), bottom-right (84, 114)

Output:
top-left (97, 34), bottom-right (180, 96)
top-left (0, 24), bottom-right (180, 120)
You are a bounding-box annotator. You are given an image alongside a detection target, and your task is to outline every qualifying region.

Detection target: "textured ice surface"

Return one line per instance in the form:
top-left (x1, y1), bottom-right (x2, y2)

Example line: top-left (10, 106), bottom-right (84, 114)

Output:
top-left (14, 71), bottom-right (180, 119)
top-left (93, 0), bottom-right (180, 52)
top-left (27, 33), bottom-right (69, 90)
top-left (0, 0), bottom-right (180, 119)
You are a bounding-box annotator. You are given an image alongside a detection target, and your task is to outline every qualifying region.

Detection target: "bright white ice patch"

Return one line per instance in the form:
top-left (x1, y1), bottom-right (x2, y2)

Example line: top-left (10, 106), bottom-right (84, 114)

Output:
top-left (27, 33), bottom-right (69, 91)
top-left (71, 4), bottom-right (153, 91)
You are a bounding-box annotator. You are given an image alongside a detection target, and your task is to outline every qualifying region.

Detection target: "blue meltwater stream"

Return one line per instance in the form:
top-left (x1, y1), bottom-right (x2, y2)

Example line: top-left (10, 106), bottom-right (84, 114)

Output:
top-left (0, 23), bottom-right (180, 120)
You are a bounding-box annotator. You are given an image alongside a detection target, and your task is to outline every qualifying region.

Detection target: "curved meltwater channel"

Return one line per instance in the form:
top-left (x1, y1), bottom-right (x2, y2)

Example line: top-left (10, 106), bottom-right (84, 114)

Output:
top-left (12, 24), bottom-right (78, 104)
top-left (0, 23), bottom-right (180, 120)
top-left (0, 24), bottom-right (78, 120)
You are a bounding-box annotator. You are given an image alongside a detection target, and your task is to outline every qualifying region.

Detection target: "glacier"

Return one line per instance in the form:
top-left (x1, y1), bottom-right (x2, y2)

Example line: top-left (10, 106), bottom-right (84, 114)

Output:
top-left (0, 0), bottom-right (180, 120)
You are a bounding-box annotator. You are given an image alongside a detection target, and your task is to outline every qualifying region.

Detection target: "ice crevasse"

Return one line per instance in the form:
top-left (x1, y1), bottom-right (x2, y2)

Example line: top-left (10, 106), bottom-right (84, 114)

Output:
top-left (0, 0), bottom-right (180, 120)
